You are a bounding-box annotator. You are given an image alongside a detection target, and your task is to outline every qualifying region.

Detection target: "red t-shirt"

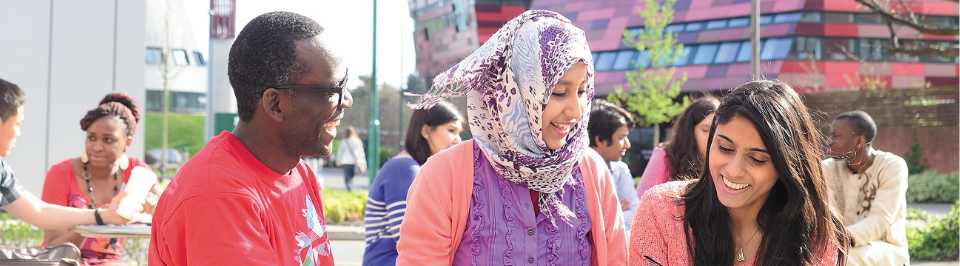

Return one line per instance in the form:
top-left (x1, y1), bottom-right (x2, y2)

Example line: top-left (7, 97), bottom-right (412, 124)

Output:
top-left (149, 131), bottom-right (333, 266)
top-left (42, 156), bottom-right (152, 266)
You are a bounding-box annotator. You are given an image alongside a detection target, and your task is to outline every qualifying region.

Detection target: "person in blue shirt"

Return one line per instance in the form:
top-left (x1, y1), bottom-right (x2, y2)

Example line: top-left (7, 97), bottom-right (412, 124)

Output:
top-left (362, 101), bottom-right (463, 266)
top-left (587, 99), bottom-right (640, 229)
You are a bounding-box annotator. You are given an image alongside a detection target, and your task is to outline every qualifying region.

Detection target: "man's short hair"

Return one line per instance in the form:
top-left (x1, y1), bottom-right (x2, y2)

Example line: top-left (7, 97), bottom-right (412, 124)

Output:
top-left (0, 78), bottom-right (25, 123)
top-left (588, 99), bottom-right (635, 147)
top-left (834, 110), bottom-right (877, 143)
top-left (228, 11), bottom-right (325, 122)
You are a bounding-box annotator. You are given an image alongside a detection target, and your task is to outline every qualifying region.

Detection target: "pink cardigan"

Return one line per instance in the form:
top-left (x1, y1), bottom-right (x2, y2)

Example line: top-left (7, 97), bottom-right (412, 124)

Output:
top-left (636, 146), bottom-right (670, 198)
top-left (397, 139), bottom-right (628, 265)
top-left (629, 181), bottom-right (840, 266)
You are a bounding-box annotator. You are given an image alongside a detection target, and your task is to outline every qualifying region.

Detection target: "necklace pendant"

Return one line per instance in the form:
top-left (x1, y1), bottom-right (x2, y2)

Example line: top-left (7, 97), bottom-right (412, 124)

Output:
top-left (736, 249), bottom-right (745, 262)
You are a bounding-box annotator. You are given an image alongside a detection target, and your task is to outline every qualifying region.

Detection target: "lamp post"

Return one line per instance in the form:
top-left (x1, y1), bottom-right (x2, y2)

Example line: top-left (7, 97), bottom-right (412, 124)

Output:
top-left (368, 0), bottom-right (381, 182)
top-left (751, 0), bottom-right (760, 77)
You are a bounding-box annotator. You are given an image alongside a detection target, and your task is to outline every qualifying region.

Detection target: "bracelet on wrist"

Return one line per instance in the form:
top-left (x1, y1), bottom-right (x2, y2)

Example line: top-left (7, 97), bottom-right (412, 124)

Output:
top-left (94, 207), bottom-right (105, 225)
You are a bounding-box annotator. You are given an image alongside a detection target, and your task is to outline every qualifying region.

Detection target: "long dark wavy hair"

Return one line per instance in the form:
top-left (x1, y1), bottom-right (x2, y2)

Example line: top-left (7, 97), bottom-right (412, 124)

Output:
top-left (682, 80), bottom-right (847, 266)
top-left (665, 95), bottom-right (719, 180)
top-left (405, 101), bottom-right (463, 165)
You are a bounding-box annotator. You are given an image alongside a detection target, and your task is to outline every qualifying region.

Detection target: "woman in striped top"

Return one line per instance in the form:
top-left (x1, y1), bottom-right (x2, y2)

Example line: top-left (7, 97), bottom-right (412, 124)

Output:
top-left (362, 101), bottom-right (463, 266)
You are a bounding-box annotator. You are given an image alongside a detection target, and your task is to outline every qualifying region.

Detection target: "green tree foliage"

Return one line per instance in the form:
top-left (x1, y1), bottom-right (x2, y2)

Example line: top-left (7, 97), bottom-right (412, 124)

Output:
top-left (608, 0), bottom-right (690, 146)
top-left (341, 75), bottom-right (411, 156)
top-left (902, 127), bottom-right (930, 175)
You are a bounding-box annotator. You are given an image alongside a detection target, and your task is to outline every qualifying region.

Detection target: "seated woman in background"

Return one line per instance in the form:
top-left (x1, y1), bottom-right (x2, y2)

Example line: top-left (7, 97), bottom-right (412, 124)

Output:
top-left (636, 96), bottom-right (719, 198)
top-left (362, 101), bottom-right (464, 266)
top-left (630, 80), bottom-right (846, 266)
top-left (42, 92), bottom-right (162, 266)
top-left (397, 10), bottom-right (626, 265)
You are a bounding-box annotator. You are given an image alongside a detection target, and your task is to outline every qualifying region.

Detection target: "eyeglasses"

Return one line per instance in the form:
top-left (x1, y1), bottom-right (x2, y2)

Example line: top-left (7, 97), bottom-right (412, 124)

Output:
top-left (277, 68), bottom-right (349, 106)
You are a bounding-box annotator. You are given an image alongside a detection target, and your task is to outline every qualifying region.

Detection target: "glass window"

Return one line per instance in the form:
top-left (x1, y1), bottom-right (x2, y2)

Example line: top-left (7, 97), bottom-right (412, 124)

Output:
top-left (665, 24), bottom-right (685, 33)
top-left (727, 17), bottom-right (749, 27)
top-left (758, 15), bottom-right (773, 25)
top-left (192, 51), bottom-right (206, 66)
top-left (172, 49), bottom-right (190, 66)
top-left (634, 50), bottom-right (650, 68)
top-left (595, 51), bottom-right (618, 71)
top-left (895, 40), bottom-right (921, 62)
top-left (825, 38), bottom-right (855, 60)
top-left (801, 12), bottom-right (821, 22)
top-left (824, 13), bottom-right (853, 23)
top-left (626, 28), bottom-right (642, 38)
top-left (792, 36), bottom-right (822, 60)
top-left (761, 38), bottom-right (793, 60)
top-left (146, 48), bottom-right (162, 64)
top-left (693, 44), bottom-right (718, 64)
top-left (685, 22), bottom-right (702, 31)
top-left (922, 16), bottom-right (959, 27)
top-left (612, 50), bottom-right (637, 70)
top-left (855, 13), bottom-right (883, 24)
top-left (714, 42), bottom-right (741, 63)
top-left (705, 20), bottom-right (727, 29)
top-left (773, 12), bottom-right (802, 23)
top-left (673, 47), bottom-right (693, 66)
top-left (736, 40), bottom-right (763, 62)
top-left (592, 53), bottom-right (599, 63)
top-left (857, 39), bottom-right (890, 61)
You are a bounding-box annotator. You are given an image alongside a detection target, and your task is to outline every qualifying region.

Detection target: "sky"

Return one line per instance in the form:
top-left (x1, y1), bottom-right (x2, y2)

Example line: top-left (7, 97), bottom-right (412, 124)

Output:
top-left (182, 0), bottom-right (418, 91)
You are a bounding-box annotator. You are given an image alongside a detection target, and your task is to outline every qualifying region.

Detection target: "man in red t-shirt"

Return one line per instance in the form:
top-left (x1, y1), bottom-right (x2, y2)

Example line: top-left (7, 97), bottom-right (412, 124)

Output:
top-left (149, 11), bottom-right (352, 266)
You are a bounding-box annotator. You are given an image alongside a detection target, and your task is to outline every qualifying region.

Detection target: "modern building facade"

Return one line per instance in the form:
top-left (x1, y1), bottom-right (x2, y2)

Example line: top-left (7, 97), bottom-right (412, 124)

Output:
top-left (0, 1), bottom-right (147, 194)
top-left (530, 0), bottom-right (958, 94)
top-left (409, 0), bottom-right (533, 77)
top-left (528, 0), bottom-right (958, 173)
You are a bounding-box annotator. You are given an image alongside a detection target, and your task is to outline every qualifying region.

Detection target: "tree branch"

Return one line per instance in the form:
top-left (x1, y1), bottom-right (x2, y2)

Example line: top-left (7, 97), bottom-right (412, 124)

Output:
top-left (855, 0), bottom-right (959, 35)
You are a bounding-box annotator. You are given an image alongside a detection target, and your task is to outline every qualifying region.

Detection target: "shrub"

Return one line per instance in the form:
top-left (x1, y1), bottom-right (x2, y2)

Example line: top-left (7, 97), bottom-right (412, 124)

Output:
top-left (0, 212), bottom-right (43, 247)
top-left (906, 171), bottom-right (960, 203)
top-left (322, 188), bottom-right (367, 225)
top-left (902, 127), bottom-right (930, 175)
top-left (907, 201), bottom-right (959, 261)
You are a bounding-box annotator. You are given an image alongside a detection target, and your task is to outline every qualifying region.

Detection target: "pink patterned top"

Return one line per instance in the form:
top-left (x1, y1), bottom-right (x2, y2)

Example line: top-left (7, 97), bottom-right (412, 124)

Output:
top-left (629, 181), bottom-right (840, 266)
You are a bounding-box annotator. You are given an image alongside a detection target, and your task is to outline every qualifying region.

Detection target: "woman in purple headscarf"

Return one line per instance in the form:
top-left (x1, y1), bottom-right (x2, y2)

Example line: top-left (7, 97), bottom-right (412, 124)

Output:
top-left (396, 10), bottom-right (628, 265)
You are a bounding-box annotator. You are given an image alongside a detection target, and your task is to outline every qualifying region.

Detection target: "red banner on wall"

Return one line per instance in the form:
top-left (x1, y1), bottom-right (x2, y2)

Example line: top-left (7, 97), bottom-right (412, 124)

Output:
top-left (211, 0), bottom-right (235, 39)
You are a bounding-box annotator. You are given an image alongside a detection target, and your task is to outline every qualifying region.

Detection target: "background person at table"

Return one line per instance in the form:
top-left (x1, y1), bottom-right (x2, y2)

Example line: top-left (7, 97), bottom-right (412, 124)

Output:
top-left (42, 92), bottom-right (162, 266)
top-left (149, 11), bottom-right (351, 266)
top-left (0, 78), bottom-right (130, 231)
top-left (630, 80), bottom-right (846, 265)
top-left (824, 110), bottom-right (909, 265)
top-left (587, 99), bottom-right (639, 230)
top-left (336, 126), bottom-right (365, 192)
top-left (636, 96), bottom-right (719, 198)
top-left (362, 101), bottom-right (463, 266)
top-left (396, 10), bottom-right (627, 265)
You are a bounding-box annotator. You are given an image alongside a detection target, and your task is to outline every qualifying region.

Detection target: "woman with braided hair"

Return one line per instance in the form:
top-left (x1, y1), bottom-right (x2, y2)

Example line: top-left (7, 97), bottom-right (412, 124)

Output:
top-left (396, 10), bottom-right (627, 265)
top-left (42, 92), bottom-right (162, 266)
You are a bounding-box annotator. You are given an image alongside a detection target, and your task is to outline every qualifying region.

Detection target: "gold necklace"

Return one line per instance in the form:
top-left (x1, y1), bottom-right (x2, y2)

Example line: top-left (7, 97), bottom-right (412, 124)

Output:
top-left (736, 227), bottom-right (761, 262)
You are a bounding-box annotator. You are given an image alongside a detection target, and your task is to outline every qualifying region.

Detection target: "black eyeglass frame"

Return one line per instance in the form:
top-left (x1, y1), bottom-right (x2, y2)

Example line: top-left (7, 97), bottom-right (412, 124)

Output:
top-left (276, 68), bottom-right (349, 106)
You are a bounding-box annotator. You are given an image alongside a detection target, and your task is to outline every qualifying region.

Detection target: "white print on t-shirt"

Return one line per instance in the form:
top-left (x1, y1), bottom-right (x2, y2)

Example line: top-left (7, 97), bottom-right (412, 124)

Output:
top-left (294, 195), bottom-right (331, 265)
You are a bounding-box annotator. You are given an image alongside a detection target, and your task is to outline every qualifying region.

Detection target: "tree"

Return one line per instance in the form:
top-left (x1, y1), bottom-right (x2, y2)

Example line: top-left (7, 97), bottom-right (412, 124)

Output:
top-left (145, 0), bottom-right (189, 178)
top-left (608, 0), bottom-right (690, 148)
top-left (854, 0), bottom-right (959, 58)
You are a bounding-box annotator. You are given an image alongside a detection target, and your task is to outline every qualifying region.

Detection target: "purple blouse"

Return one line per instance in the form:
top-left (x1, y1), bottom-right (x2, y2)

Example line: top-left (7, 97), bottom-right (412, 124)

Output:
top-left (453, 143), bottom-right (593, 265)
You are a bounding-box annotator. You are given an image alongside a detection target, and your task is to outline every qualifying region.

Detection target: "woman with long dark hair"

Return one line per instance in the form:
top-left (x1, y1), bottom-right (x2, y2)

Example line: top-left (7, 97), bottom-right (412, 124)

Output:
top-left (636, 96), bottom-right (719, 198)
top-left (363, 101), bottom-right (463, 266)
top-left (630, 80), bottom-right (846, 266)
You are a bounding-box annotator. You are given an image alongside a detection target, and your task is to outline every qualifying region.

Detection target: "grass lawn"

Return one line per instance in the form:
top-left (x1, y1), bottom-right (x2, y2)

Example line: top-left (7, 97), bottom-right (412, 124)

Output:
top-left (144, 112), bottom-right (206, 158)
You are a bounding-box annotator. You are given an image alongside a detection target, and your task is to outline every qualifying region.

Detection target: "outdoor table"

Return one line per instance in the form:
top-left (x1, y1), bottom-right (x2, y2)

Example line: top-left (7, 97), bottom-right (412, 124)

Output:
top-left (74, 224), bottom-right (151, 238)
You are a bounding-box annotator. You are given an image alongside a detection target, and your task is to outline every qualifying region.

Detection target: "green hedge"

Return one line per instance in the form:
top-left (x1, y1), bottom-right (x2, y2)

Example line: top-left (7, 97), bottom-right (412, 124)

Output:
top-left (907, 202), bottom-right (960, 261)
top-left (322, 188), bottom-right (367, 225)
top-left (144, 112), bottom-right (206, 159)
top-left (907, 171), bottom-right (960, 203)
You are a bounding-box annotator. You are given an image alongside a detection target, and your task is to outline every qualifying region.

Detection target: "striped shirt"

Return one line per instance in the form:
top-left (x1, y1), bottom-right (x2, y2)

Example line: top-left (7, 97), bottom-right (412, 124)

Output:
top-left (363, 157), bottom-right (420, 266)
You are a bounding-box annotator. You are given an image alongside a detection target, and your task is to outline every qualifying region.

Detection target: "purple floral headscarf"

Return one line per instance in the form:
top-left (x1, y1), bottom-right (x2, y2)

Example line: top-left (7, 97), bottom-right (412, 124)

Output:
top-left (410, 10), bottom-right (594, 224)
